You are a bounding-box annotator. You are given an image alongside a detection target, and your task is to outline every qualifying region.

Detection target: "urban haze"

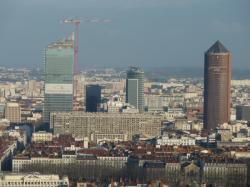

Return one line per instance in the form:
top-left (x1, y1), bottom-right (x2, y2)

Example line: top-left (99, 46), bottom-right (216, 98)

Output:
top-left (0, 1), bottom-right (250, 187)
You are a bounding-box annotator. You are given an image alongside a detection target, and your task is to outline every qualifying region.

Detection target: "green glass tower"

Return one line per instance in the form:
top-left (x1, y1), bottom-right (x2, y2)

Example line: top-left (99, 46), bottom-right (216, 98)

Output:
top-left (43, 33), bottom-right (74, 126)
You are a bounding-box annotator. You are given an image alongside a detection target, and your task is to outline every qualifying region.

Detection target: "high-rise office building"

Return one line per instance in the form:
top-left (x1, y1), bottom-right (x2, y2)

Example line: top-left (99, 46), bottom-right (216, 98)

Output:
top-left (204, 40), bottom-right (231, 131)
top-left (236, 105), bottom-right (250, 121)
top-left (43, 33), bottom-right (74, 126)
top-left (73, 74), bottom-right (85, 111)
top-left (85, 84), bottom-right (101, 112)
top-left (5, 102), bottom-right (21, 123)
top-left (126, 67), bottom-right (144, 113)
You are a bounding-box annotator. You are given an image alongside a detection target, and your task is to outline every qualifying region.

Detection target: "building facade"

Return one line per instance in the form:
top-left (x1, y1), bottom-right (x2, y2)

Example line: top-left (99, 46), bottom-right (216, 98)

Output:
top-left (157, 136), bottom-right (195, 146)
top-left (126, 67), bottom-right (144, 113)
top-left (73, 74), bottom-right (85, 111)
top-left (90, 132), bottom-right (128, 143)
top-left (12, 156), bottom-right (127, 173)
top-left (32, 131), bottom-right (53, 142)
top-left (85, 85), bottom-right (101, 112)
top-left (0, 139), bottom-right (17, 171)
top-left (4, 103), bottom-right (21, 123)
top-left (50, 112), bottom-right (163, 140)
top-left (43, 33), bottom-right (74, 125)
top-left (236, 105), bottom-right (250, 121)
top-left (203, 163), bottom-right (247, 186)
top-left (0, 173), bottom-right (69, 187)
top-left (204, 40), bottom-right (231, 131)
top-left (0, 103), bottom-right (5, 118)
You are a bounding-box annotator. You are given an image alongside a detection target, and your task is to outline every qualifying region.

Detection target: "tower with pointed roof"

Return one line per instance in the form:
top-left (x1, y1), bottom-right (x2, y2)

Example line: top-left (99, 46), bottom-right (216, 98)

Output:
top-left (204, 40), bottom-right (231, 132)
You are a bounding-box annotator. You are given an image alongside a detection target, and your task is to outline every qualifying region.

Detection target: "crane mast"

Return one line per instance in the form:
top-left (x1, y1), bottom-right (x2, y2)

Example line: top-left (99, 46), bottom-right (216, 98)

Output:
top-left (62, 18), bottom-right (110, 74)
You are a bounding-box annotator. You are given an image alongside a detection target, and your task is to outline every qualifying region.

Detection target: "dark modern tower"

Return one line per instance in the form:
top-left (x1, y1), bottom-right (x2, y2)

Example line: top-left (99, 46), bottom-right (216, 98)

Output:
top-left (43, 33), bottom-right (74, 125)
top-left (236, 105), bottom-right (250, 121)
top-left (126, 67), bottom-right (144, 113)
top-left (204, 40), bottom-right (231, 131)
top-left (85, 84), bottom-right (101, 112)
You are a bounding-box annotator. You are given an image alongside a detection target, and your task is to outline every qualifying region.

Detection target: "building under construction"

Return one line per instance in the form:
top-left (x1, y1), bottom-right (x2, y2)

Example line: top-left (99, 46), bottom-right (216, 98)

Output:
top-left (43, 33), bottom-right (74, 125)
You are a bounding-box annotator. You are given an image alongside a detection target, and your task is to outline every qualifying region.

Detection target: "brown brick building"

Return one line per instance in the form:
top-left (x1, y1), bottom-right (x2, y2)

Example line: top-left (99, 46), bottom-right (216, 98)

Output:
top-left (204, 40), bottom-right (231, 132)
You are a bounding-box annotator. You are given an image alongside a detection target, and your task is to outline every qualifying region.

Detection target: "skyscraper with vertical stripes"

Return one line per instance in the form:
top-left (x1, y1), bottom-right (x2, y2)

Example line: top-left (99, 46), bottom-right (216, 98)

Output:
top-left (43, 33), bottom-right (74, 127)
top-left (126, 67), bottom-right (144, 113)
top-left (204, 40), bottom-right (231, 132)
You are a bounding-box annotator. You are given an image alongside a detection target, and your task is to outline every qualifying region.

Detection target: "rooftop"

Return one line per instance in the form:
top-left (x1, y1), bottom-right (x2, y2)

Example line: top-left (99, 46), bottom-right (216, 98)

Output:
top-left (47, 32), bottom-right (74, 49)
top-left (6, 102), bottom-right (19, 107)
top-left (0, 172), bottom-right (68, 181)
top-left (206, 40), bottom-right (230, 54)
top-left (0, 136), bottom-right (17, 158)
top-left (127, 66), bottom-right (144, 74)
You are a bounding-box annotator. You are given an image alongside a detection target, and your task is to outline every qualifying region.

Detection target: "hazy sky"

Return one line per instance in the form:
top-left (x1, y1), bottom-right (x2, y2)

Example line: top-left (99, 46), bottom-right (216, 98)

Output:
top-left (0, 0), bottom-right (249, 69)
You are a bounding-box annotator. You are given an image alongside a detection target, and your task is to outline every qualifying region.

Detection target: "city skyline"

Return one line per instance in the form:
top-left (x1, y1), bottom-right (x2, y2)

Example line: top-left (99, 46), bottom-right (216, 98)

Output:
top-left (0, 1), bottom-right (250, 186)
top-left (0, 0), bottom-right (249, 69)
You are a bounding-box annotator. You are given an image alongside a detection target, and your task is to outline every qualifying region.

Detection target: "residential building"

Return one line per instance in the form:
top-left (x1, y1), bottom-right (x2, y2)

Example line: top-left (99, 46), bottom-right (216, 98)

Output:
top-left (0, 103), bottom-right (5, 118)
top-left (12, 155), bottom-right (127, 173)
top-left (203, 162), bottom-right (247, 186)
top-left (50, 112), bottom-right (163, 140)
top-left (32, 131), bottom-right (53, 142)
top-left (73, 74), bottom-right (85, 111)
top-left (4, 103), bottom-right (21, 123)
top-left (157, 136), bottom-right (196, 146)
top-left (0, 136), bottom-right (17, 171)
top-left (0, 173), bottom-right (69, 187)
top-left (90, 132), bottom-right (128, 143)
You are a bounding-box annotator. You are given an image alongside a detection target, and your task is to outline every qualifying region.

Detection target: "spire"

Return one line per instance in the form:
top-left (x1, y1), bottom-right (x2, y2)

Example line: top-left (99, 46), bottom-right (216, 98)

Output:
top-left (206, 40), bottom-right (229, 54)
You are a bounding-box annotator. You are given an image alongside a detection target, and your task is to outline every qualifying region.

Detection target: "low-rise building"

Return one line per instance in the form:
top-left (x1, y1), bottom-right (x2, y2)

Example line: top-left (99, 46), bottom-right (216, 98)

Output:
top-left (0, 173), bottom-right (69, 187)
top-left (230, 151), bottom-right (250, 158)
top-left (0, 136), bottom-right (17, 171)
top-left (0, 119), bottom-right (10, 128)
top-left (32, 131), bottom-right (53, 142)
top-left (157, 136), bottom-right (195, 146)
top-left (12, 155), bottom-right (127, 173)
top-left (91, 132), bottom-right (128, 143)
top-left (203, 162), bottom-right (247, 186)
top-left (174, 119), bottom-right (191, 131)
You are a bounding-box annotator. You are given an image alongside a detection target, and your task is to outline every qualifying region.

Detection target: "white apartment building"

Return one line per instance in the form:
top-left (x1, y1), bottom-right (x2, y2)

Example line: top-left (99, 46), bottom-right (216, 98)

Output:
top-left (32, 131), bottom-right (53, 142)
top-left (157, 136), bottom-right (195, 146)
top-left (91, 132), bottom-right (128, 143)
top-left (0, 173), bottom-right (69, 187)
